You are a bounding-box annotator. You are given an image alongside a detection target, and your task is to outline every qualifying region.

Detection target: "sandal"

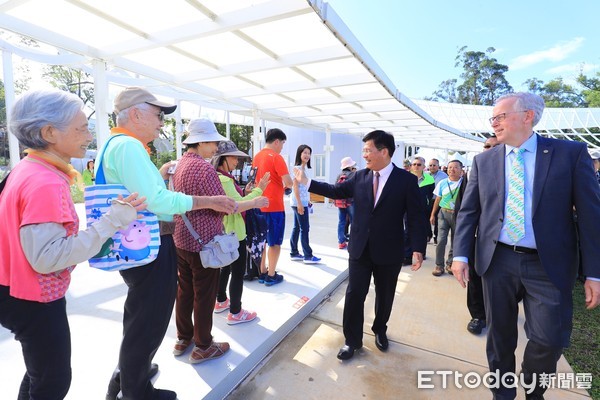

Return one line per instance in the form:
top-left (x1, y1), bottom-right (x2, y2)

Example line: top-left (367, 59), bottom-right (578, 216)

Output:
top-left (189, 341), bottom-right (230, 364)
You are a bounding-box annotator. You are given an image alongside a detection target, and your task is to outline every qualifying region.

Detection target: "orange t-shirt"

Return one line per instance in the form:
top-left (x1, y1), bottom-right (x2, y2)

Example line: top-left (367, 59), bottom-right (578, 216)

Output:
top-left (252, 147), bottom-right (289, 212)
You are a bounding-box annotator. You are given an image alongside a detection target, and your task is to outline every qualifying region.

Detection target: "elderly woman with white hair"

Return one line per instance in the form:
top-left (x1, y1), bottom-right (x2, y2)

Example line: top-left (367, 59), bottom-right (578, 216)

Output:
top-left (0, 89), bottom-right (146, 399)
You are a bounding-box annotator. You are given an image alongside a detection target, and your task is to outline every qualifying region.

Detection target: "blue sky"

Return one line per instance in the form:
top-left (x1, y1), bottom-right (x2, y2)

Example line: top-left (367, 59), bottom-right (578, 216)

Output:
top-left (325, 0), bottom-right (600, 100)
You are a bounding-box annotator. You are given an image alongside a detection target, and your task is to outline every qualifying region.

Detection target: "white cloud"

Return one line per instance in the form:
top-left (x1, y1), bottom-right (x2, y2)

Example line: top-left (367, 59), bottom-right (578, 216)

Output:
top-left (509, 37), bottom-right (585, 71)
top-left (545, 62), bottom-right (599, 76)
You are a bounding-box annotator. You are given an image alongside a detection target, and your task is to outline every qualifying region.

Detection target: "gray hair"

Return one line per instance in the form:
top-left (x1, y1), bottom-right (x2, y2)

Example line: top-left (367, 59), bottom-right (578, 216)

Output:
top-left (10, 89), bottom-right (84, 150)
top-left (412, 156), bottom-right (425, 164)
top-left (496, 92), bottom-right (545, 127)
top-left (116, 102), bottom-right (158, 126)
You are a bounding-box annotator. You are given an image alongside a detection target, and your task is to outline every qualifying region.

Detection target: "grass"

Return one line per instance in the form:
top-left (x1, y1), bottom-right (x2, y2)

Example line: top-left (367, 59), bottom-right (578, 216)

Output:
top-left (563, 280), bottom-right (600, 399)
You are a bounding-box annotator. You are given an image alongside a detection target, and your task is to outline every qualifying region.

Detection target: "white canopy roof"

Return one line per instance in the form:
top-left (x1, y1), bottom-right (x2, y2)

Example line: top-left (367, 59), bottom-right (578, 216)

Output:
top-left (0, 0), bottom-right (485, 151)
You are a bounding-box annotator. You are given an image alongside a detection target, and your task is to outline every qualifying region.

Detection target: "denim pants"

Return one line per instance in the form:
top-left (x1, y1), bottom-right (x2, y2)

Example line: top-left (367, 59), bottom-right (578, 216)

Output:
top-left (290, 206), bottom-right (313, 258)
top-left (337, 205), bottom-right (354, 244)
top-left (435, 209), bottom-right (455, 267)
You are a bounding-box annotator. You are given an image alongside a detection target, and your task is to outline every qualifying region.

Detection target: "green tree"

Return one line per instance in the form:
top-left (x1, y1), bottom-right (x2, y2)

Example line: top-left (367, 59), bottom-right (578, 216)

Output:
top-left (428, 46), bottom-right (512, 105)
top-left (42, 65), bottom-right (95, 118)
top-left (524, 77), bottom-right (586, 107)
top-left (577, 72), bottom-right (600, 107)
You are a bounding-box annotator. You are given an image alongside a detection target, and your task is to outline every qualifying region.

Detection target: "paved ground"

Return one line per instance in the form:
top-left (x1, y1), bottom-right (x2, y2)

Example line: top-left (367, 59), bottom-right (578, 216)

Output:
top-left (0, 201), bottom-right (592, 400)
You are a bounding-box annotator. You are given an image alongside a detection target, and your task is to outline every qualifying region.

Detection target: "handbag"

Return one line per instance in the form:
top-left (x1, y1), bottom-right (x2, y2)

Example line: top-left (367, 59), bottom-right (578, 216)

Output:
top-left (84, 135), bottom-right (161, 271)
top-left (180, 214), bottom-right (239, 269)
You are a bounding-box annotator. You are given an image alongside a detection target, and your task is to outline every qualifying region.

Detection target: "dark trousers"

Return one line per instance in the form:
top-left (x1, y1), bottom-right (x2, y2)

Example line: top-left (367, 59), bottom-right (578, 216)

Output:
top-left (467, 267), bottom-right (486, 320)
top-left (482, 245), bottom-right (569, 400)
top-left (109, 235), bottom-right (178, 400)
top-left (217, 239), bottom-right (247, 315)
top-left (342, 246), bottom-right (402, 348)
top-left (175, 248), bottom-right (220, 349)
top-left (0, 286), bottom-right (71, 400)
top-left (290, 206), bottom-right (313, 258)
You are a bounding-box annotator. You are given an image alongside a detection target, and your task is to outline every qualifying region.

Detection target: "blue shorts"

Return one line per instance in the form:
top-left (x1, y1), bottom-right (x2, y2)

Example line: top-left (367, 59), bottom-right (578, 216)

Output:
top-left (265, 211), bottom-right (285, 246)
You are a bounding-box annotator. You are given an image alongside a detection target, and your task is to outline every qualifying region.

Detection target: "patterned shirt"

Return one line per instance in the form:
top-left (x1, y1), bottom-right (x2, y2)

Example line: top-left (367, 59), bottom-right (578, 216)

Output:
top-left (173, 152), bottom-right (226, 252)
top-left (433, 177), bottom-right (462, 210)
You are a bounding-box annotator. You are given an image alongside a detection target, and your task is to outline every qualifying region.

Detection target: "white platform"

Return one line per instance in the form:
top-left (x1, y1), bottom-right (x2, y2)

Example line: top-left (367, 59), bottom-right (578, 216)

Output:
top-left (0, 201), bottom-right (346, 400)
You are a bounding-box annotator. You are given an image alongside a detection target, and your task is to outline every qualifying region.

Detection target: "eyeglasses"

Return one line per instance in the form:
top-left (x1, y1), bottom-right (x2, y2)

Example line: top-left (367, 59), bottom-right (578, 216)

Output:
top-left (139, 107), bottom-right (165, 122)
top-left (412, 163), bottom-right (422, 166)
top-left (488, 110), bottom-right (528, 125)
top-left (362, 147), bottom-right (381, 155)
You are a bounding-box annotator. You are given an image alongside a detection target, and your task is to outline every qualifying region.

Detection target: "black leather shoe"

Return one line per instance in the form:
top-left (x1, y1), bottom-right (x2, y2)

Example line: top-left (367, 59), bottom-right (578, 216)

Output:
top-left (466, 318), bottom-right (486, 335)
top-left (402, 257), bottom-right (412, 266)
top-left (337, 345), bottom-right (360, 360)
top-left (375, 333), bottom-right (389, 351)
top-left (106, 363), bottom-right (160, 400)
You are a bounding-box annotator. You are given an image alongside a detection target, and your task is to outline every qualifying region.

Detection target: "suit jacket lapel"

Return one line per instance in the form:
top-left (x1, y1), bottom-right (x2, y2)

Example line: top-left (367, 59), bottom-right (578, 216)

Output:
top-left (374, 166), bottom-right (396, 210)
top-left (493, 145), bottom-right (505, 201)
top-left (532, 135), bottom-right (552, 216)
top-left (367, 169), bottom-right (376, 208)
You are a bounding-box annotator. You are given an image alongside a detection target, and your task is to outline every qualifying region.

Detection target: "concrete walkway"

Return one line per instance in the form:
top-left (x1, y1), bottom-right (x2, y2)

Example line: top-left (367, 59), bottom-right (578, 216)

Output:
top-left (0, 202), bottom-right (591, 399)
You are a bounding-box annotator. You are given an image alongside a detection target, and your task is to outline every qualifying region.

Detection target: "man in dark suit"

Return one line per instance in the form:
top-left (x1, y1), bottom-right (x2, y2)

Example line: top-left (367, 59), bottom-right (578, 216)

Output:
top-left (295, 130), bottom-right (428, 360)
top-left (452, 92), bottom-right (600, 399)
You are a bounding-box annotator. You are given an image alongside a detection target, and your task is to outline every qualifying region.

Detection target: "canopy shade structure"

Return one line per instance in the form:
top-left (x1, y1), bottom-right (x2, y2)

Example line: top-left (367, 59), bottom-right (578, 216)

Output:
top-left (415, 100), bottom-right (600, 149)
top-left (0, 0), bottom-right (486, 152)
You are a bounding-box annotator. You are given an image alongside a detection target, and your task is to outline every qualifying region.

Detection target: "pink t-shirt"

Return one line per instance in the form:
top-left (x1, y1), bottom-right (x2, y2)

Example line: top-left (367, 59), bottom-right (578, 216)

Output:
top-left (0, 156), bottom-right (79, 302)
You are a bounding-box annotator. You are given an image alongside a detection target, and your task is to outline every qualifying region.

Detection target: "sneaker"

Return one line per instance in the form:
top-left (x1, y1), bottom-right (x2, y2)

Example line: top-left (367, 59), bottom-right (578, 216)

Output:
top-left (338, 242), bottom-right (348, 249)
top-left (173, 339), bottom-right (191, 356)
top-left (214, 298), bottom-right (230, 314)
top-left (264, 272), bottom-right (284, 286)
top-left (303, 256), bottom-right (321, 264)
top-left (189, 342), bottom-right (230, 364)
top-left (258, 273), bottom-right (267, 284)
top-left (290, 253), bottom-right (304, 261)
top-left (227, 309), bottom-right (257, 325)
top-left (432, 266), bottom-right (444, 276)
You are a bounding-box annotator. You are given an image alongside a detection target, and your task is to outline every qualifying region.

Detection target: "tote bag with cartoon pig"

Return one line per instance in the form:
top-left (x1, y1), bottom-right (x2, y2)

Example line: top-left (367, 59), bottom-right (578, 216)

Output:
top-left (84, 135), bottom-right (161, 271)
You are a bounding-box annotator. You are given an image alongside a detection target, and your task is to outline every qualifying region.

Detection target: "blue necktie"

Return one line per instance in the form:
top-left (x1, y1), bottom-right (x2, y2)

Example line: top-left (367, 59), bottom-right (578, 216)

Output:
top-left (506, 148), bottom-right (525, 242)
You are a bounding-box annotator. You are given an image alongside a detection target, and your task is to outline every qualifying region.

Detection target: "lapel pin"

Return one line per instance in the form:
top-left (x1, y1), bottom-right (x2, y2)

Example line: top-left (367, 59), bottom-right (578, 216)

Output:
top-left (543, 150), bottom-right (549, 154)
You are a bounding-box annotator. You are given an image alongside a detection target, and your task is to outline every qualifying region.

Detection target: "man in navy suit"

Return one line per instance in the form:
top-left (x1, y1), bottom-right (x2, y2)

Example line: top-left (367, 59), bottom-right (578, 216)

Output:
top-left (452, 92), bottom-right (600, 399)
top-left (295, 130), bottom-right (428, 360)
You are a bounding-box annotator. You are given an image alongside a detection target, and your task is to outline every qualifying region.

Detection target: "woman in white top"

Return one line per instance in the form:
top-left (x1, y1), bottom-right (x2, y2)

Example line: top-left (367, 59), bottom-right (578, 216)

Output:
top-left (290, 145), bottom-right (321, 264)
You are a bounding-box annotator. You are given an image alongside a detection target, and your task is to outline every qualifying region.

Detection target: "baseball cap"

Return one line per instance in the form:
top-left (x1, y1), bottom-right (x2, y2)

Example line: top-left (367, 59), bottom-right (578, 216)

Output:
top-left (113, 87), bottom-right (177, 114)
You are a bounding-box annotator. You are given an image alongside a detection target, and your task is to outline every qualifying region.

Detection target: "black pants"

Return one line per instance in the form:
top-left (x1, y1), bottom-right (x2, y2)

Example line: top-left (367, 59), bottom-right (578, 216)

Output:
top-left (342, 246), bottom-right (402, 348)
top-left (217, 239), bottom-right (247, 315)
top-left (108, 235), bottom-right (178, 400)
top-left (467, 267), bottom-right (486, 320)
top-left (483, 245), bottom-right (568, 399)
top-left (0, 285), bottom-right (71, 400)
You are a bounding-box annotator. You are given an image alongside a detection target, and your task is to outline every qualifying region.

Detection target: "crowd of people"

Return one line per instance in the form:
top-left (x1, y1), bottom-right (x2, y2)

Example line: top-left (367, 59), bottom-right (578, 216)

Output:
top-left (1, 88), bottom-right (599, 400)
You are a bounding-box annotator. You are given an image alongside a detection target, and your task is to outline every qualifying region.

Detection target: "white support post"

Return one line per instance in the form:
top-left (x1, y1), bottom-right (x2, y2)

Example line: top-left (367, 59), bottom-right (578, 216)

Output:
top-left (225, 111), bottom-right (230, 139)
top-left (2, 50), bottom-right (20, 169)
top-left (252, 110), bottom-right (261, 157)
top-left (324, 127), bottom-right (332, 204)
top-left (92, 60), bottom-right (109, 149)
top-left (174, 100), bottom-right (183, 159)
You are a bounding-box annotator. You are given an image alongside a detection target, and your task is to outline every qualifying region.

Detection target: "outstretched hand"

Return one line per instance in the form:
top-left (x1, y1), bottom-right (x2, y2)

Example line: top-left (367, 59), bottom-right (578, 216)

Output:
top-left (293, 168), bottom-right (308, 185)
top-left (257, 172), bottom-right (271, 191)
